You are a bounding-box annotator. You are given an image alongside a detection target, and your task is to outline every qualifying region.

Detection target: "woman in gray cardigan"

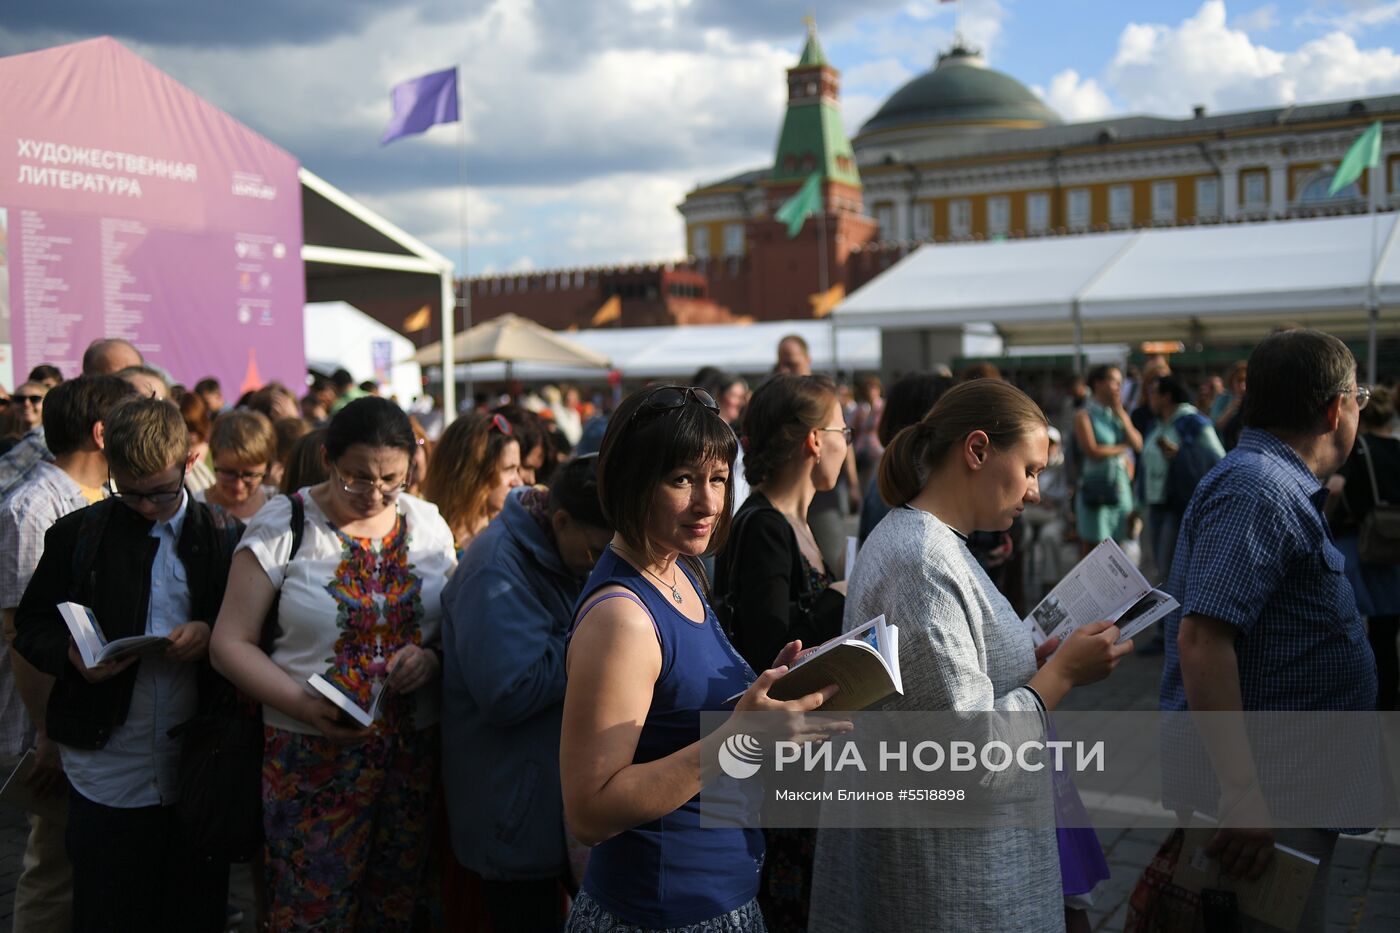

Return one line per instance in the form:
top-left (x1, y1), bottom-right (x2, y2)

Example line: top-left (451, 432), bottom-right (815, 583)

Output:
top-left (809, 379), bottom-right (1133, 933)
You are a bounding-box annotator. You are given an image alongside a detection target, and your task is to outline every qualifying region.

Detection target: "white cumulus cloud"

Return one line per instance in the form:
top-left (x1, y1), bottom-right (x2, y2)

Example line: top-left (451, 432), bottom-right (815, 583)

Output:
top-left (1033, 69), bottom-right (1115, 122)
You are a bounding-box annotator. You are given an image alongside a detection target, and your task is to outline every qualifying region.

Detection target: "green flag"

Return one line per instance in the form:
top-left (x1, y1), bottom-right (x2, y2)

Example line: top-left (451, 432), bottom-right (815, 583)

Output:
top-left (1329, 121), bottom-right (1382, 196)
top-left (775, 172), bottom-right (822, 238)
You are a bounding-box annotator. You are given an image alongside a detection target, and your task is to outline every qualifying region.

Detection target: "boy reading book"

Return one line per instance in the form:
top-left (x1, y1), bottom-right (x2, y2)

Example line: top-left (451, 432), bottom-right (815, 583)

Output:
top-left (12, 396), bottom-right (233, 932)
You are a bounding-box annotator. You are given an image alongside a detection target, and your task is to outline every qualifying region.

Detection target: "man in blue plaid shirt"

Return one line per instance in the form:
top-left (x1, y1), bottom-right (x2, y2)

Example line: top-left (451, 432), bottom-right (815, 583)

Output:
top-left (1159, 329), bottom-right (1377, 931)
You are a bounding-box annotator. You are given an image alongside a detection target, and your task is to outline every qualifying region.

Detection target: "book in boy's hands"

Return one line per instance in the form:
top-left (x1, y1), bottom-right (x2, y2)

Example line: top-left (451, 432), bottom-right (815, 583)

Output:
top-left (307, 673), bottom-right (386, 728)
top-left (58, 601), bottom-right (171, 669)
top-left (758, 614), bottom-right (902, 712)
top-left (1171, 817), bottom-right (1320, 932)
top-left (1021, 539), bottom-right (1178, 649)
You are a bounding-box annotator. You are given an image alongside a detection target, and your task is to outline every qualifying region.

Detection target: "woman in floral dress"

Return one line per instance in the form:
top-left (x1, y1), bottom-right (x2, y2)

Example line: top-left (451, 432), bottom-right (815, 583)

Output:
top-left (211, 397), bottom-right (457, 931)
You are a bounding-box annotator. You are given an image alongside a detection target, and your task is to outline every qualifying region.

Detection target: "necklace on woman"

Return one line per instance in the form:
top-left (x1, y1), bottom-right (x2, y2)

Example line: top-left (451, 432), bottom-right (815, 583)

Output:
top-left (648, 564), bottom-right (685, 604)
top-left (612, 544), bottom-right (685, 603)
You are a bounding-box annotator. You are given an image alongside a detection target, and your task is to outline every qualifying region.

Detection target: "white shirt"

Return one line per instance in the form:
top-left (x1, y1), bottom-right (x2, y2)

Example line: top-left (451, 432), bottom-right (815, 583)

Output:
top-left (237, 490), bottom-right (457, 735)
top-left (62, 492), bottom-right (198, 808)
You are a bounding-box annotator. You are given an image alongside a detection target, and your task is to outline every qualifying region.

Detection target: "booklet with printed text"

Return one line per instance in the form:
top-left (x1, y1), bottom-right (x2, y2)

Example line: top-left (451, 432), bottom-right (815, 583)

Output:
top-left (58, 601), bottom-right (171, 669)
top-left (1172, 818), bottom-right (1320, 932)
top-left (307, 673), bottom-right (386, 728)
top-left (1022, 539), bottom-right (1178, 648)
top-left (762, 614), bottom-right (902, 711)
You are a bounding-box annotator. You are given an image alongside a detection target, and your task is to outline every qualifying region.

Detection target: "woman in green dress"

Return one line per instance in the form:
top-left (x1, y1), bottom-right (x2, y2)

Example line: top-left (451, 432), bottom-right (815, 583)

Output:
top-left (1073, 365), bottom-right (1142, 554)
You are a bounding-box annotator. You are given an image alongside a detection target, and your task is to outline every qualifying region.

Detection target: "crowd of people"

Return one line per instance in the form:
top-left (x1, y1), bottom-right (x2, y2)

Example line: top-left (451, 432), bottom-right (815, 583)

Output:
top-left (0, 326), bottom-right (1392, 932)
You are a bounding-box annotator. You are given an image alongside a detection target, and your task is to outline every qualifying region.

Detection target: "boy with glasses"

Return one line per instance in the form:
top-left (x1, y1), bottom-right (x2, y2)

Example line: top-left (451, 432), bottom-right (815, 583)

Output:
top-left (13, 397), bottom-right (232, 932)
top-left (0, 374), bottom-right (136, 933)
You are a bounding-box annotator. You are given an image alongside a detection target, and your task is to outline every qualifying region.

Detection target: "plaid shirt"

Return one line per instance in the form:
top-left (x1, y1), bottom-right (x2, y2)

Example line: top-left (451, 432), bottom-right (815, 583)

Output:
top-left (0, 460), bottom-right (88, 757)
top-left (0, 429), bottom-right (53, 502)
top-left (1159, 428), bottom-right (1377, 712)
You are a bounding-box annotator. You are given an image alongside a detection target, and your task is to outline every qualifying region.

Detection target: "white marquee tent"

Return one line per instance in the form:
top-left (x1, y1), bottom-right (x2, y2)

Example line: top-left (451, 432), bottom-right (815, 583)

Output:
top-left (834, 214), bottom-right (1400, 378)
top-left (303, 301), bottom-right (422, 402)
top-left (418, 319), bottom-right (883, 383)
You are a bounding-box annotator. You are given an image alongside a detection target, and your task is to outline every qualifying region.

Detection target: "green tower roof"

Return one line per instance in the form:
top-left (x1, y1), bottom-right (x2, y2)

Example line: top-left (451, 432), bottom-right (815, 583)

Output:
top-left (771, 22), bottom-right (860, 188)
top-left (797, 25), bottom-right (828, 68)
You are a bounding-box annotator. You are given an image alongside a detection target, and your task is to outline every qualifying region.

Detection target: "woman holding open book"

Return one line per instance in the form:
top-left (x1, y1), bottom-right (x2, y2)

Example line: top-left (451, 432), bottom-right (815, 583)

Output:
top-left (808, 379), bottom-right (1133, 933)
top-left (560, 385), bottom-right (839, 933)
top-left (210, 397), bottom-right (457, 931)
top-left (715, 373), bottom-right (848, 931)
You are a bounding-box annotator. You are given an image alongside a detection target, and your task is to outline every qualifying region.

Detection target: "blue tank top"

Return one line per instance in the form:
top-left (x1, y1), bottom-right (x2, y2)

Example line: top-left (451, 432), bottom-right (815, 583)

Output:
top-left (568, 547), bottom-right (763, 927)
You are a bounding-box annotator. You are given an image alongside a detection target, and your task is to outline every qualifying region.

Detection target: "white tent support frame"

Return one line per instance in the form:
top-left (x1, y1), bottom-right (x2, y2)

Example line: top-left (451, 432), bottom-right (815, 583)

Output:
top-left (300, 168), bottom-right (458, 423)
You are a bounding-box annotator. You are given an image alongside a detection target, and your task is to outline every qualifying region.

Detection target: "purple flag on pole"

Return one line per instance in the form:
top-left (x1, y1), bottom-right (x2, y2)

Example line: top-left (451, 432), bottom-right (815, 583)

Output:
top-left (380, 67), bottom-right (459, 144)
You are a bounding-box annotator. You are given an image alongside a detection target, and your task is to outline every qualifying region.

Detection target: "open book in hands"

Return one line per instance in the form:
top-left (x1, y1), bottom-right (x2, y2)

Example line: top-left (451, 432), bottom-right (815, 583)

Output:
top-left (59, 602), bottom-right (171, 669)
top-left (1022, 539), bottom-right (1178, 649)
top-left (731, 615), bottom-right (902, 712)
top-left (307, 673), bottom-right (387, 728)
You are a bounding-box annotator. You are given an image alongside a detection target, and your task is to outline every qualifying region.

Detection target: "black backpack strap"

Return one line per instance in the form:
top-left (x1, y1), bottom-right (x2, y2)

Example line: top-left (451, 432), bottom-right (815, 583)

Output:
top-left (258, 492), bottom-right (306, 653)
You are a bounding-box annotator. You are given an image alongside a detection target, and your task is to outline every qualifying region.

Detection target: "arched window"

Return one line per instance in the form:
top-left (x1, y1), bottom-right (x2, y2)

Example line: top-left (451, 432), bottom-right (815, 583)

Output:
top-left (1298, 171), bottom-right (1360, 204)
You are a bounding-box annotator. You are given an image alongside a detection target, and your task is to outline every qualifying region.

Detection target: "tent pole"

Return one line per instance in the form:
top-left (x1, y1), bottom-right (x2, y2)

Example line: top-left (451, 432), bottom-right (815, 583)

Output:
top-left (439, 268), bottom-right (456, 425)
top-left (1071, 299), bottom-right (1084, 378)
top-left (456, 72), bottom-right (473, 413)
top-left (1369, 305), bottom-right (1379, 385)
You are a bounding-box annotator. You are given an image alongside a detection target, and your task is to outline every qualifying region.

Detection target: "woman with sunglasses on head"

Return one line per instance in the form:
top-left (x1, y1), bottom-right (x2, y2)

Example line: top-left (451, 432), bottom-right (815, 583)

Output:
top-left (808, 380), bottom-right (1131, 933)
top-left (193, 410), bottom-right (278, 522)
top-left (713, 374), bottom-right (849, 932)
top-left (561, 385), bottom-right (840, 933)
top-left (422, 411), bottom-right (524, 554)
top-left (210, 397), bottom-right (457, 931)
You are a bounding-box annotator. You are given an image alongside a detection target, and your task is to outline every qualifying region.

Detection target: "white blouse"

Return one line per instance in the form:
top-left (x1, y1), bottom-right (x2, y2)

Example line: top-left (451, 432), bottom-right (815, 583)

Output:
top-left (236, 488), bottom-right (457, 735)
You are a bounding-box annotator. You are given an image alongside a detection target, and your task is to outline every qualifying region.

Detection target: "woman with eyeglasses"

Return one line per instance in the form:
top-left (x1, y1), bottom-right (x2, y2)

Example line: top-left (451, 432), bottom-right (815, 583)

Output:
top-left (210, 397), bottom-right (457, 931)
top-left (422, 411), bottom-right (524, 553)
top-left (713, 373), bottom-right (849, 932)
top-left (561, 385), bottom-right (839, 933)
top-left (193, 410), bottom-right (278, 522)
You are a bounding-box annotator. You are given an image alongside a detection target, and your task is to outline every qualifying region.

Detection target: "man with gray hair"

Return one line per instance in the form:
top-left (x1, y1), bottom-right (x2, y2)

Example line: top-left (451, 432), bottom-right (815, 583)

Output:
top-left (1159, 329), bottom-right (1376, 929)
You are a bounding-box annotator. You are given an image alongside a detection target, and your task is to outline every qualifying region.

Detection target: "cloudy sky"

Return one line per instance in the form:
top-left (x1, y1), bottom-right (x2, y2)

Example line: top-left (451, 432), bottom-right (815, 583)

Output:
top-left (6, 1), bottom-right (1400, 275)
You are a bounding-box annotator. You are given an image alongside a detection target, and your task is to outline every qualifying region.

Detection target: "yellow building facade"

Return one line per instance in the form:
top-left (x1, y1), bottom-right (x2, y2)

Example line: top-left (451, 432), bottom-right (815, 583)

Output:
top-left (683, 44), bottom-right (1400, 256)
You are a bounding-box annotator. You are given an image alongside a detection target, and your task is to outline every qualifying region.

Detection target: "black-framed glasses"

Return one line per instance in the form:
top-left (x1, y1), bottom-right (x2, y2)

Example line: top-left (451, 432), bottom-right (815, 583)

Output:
top-left (819, 426), bottom-right (854, 443)
top-left (334, 466), bottom-right (407, 500)
top-left (632, 386), bottom-right (720, 422)
top-left (15, 394), bottom-right (44, 406)
top-left (215, 467), bottom-right (267, 485)
top-left (109, 473), bottom-right (186, 507)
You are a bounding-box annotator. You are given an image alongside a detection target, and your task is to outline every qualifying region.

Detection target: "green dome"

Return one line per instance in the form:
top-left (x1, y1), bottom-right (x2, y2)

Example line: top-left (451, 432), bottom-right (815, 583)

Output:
top-left (859, 47), bottom-right (1061, 138)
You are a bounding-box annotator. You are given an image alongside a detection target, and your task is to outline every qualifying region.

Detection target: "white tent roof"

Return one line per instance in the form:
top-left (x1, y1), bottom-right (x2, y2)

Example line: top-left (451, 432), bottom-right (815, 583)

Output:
top-left (304, 302), bottom-right (421, 402)
top-left (835, 232), bottom-right (1137, 329)
top-left (428, 319), bottom-right (881, 382)
top-left (834, 214), bottom-right (1400, 346)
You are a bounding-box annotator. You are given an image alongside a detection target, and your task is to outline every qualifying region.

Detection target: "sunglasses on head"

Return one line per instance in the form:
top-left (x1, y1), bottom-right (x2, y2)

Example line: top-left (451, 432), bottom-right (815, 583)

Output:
top-left (490, 413), bottom-right (514, 436)
top-left (631, 386), bottom-right (720, 422)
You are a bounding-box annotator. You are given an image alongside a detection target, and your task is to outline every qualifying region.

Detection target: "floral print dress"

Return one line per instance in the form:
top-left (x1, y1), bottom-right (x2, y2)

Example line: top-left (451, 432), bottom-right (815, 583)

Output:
top-left (236, 490), bottom-right (457, 932)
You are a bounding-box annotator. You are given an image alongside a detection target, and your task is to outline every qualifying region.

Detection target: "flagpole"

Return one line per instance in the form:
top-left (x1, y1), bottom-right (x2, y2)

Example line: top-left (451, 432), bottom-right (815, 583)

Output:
top-left (456, 66), bottom-right (474, 415)
top-left (819, 201), bottom-right (838, 380)
top-left (1369, 156), bottom-right (1380, 386)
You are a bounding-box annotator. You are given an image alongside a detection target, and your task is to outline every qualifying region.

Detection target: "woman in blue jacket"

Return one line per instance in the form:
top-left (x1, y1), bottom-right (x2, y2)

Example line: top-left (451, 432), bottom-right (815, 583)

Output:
top-left (441, 455), bottom-right (615, 931)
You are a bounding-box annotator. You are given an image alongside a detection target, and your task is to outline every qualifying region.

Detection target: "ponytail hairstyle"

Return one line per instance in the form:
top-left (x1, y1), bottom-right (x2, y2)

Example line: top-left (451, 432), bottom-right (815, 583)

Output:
top-left (741, 374), bottom-right (836, 486)
top-left (878, 379), bottom-right (1048, 507)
